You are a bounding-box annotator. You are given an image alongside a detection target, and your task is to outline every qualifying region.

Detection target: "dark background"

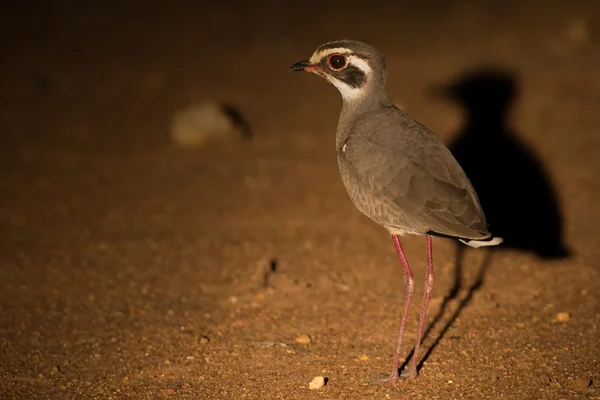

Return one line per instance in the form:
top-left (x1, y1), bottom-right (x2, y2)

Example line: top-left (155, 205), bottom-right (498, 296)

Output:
top-left (1, 1), bottom-right (599, 398)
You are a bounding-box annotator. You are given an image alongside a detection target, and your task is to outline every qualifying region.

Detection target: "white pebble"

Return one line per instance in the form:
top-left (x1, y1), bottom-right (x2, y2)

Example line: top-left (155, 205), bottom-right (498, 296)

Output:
top-left (295, 334), bottom-right (311, 344)
top-left (555, 312), bottom-right (571, 322)
top-left (308, 376), bottom-right (326, 390)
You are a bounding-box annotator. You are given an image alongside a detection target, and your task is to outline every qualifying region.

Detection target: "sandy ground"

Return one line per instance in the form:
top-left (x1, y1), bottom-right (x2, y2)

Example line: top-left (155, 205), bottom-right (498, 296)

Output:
top-left (1, 1), bottom-right (599, 399)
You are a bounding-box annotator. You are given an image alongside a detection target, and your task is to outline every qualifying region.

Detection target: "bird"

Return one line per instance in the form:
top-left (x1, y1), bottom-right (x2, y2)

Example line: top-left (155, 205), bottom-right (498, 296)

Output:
top-left (289, 40), bottom-right (503, 382)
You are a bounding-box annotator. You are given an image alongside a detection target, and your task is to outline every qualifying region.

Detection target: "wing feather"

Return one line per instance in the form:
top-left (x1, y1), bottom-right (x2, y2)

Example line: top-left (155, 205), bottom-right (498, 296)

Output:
top-left (342, 106), bottom-right (489, 239)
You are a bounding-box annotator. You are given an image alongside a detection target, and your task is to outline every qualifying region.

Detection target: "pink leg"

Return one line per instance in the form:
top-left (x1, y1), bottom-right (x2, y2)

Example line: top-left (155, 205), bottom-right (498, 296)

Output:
top-left (402, 235), bottom-right (435, 378)
top-left (376, 235), bottom-right (415, 382)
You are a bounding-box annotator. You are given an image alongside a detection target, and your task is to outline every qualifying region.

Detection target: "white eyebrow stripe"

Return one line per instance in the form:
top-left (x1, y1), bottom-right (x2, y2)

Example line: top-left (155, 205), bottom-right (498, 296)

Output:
top-left (309, 48), bottom-right (352, 64)
top-left (347, 55), bottom-right (372, 74)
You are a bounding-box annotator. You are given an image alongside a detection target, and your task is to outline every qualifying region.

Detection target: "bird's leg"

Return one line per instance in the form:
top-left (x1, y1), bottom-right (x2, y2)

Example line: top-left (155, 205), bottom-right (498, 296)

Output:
top-left (402, 235), bottom-right (435, 379)
top-left (375, 235), bottom-right (415, 383)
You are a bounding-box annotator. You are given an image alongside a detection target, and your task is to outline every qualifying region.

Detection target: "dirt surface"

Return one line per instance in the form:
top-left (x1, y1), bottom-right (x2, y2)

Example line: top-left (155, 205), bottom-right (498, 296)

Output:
top-left (1, 2), bottom-right (599, 399)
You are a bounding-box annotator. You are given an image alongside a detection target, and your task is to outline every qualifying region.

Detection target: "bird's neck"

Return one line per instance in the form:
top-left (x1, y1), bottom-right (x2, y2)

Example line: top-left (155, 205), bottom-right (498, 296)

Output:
top-left (336, 90), bottom-right (391, 148)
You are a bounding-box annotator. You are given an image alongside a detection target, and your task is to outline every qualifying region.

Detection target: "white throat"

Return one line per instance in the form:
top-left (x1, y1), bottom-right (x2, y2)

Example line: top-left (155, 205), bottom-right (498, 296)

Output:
top-left (328, 77), bottom-right (364, 101)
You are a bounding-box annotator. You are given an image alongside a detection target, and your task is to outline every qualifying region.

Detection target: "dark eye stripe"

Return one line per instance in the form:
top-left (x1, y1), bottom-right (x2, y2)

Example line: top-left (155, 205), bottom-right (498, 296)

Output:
top-left (341, 66), bottom-right (366, 88)
top-left (317, 58), bottom-right (367, 89)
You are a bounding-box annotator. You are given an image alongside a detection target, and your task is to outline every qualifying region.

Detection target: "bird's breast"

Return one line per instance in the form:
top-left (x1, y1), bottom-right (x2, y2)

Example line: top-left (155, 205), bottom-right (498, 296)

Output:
top-left (337, 150), bottom-right (389, 226)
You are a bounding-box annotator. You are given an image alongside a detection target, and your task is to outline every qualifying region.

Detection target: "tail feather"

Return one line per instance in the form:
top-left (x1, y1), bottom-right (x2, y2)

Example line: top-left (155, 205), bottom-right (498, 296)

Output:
top-left (459, 236), bottom-right (504, 248)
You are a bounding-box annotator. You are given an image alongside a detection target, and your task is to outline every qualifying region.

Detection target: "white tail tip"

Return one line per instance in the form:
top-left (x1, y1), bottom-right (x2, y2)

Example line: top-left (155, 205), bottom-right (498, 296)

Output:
top-left (459, 236), bottom-right (504, 248)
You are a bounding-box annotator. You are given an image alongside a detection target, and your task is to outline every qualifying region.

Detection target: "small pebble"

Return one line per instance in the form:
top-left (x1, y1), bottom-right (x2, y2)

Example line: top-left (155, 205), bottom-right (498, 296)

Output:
top-left (555, 312), bottom-right (571, 322)
top-left (337, 283), bottom-right (351, 293)
top-left (308, 376), bottom-right (327, 390)
top-left (199, 336), bottom-right (210, 345)
top-left (357, 354), bottom-right (369, 361)
top-left (229, 296), bottom-right (238, 304)
top-left (570, 378), bottom-right (591, 392)
top-left (255, 292), bottom-right (266, 301)
top-left (50, 365), bottom-right (60, 375)
top-left (296, 334), bottom-right (311, 344)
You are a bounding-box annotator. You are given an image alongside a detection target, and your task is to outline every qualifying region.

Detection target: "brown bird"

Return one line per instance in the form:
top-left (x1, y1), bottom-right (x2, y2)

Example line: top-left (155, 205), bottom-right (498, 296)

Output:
top-left (290, 40), bottom-right (502, 382)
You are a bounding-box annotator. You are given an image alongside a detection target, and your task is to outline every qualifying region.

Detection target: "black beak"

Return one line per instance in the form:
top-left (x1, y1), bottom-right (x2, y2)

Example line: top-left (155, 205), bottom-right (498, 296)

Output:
top-left (289, 60), bottom-right (312, 72)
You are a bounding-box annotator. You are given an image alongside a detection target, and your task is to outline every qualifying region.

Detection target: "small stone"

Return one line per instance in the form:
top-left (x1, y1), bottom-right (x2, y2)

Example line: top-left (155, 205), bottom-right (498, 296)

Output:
top-left (570, 378), bottom-right (591, 392)
top-left (229, 296), bottom-right (238, 304)
top-left (337, 283), bottom-right (351, 293)
top-left (255, 292), bottom-right (266, 301)
top-left (199, 336), bottom-right (210, 345)
top-left (555, 312), bottom-right (571, 322)
top-left (50, 365), bottom-right (60, 375)
top-left (296, 334), bottom-right (311, 344)
top-left (122, 376), bottom-right (130, 384)
top-left (357, 354), bottom-right (369, 361)
top-left (308, 376), bottom-right (327, 390)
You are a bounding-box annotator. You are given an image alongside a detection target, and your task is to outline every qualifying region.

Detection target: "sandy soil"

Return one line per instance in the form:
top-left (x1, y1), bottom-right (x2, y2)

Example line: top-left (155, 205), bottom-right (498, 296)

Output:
top-left (1, 2), bottom-right (599, 399)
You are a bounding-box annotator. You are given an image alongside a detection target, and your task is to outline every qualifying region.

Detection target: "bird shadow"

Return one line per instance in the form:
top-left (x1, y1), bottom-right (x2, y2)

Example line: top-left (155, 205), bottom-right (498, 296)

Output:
top-left (435, 66), bottom-right (571, 260)
top-left (399, 245), bottom-right (492, 375)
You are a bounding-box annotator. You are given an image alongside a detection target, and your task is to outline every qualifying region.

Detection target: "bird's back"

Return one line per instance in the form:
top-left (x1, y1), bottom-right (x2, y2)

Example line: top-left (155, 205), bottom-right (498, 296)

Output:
top-left (337, 104), bottom-right (490, 240)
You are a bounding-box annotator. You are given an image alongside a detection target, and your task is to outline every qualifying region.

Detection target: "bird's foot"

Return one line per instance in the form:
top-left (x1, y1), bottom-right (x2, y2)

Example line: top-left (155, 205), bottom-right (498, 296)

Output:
top-left (372, 373), bottom-right (400, 384)
top-left (373, 368), bottom-right (417, 384)
top-left (400, 368), bottom-right (418, 380)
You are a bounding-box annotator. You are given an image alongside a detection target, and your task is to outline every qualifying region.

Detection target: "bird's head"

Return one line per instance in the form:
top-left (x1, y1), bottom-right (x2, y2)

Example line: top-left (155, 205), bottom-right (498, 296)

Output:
top-left (289, 40), bottom-right (388, 102)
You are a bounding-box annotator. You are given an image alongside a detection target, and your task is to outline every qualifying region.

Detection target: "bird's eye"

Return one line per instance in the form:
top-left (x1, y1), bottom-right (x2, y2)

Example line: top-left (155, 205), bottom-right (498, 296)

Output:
top-left (328, 54), bottom-right (347, 70)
